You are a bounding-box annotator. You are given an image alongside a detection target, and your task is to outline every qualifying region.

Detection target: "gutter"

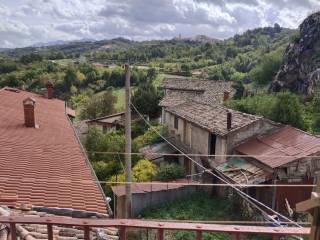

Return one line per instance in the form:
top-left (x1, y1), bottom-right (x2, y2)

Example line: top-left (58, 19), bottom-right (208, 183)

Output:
top-left (64, 102), bottom-right (113, 216)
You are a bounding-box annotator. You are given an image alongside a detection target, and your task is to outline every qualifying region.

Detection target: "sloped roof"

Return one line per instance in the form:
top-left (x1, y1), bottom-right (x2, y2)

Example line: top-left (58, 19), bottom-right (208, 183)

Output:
top-left (160, 78), bottom-right (234, 107)
top-left (166, 101), bottom-right (261, 135)
top-left (0, 87), bottom-right (108, 214)
top-left (161, 78), bottom-right (232, 92)
top-left (235, 126), bottom-right (320, 168)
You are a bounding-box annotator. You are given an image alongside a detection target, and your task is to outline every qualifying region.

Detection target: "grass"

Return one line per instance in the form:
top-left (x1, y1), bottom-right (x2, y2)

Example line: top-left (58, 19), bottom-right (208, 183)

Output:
top-left (113, 88), bottom-right (125, 111)
top-left (141, 191), bottom-right (273, 240)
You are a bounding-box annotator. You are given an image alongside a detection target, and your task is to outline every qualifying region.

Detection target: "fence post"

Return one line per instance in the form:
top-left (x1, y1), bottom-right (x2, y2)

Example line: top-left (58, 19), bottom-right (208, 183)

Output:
top-left (157, 229), bottom-right (164, 240)
top-left (47, 224), bottom-right (53, 240)
top-left (119, 226), bottom-right (126, 240)
top-left (10, 223), bottom-right (17, 240)
top-left (196, 230), bottom-right (202, 240)
top-left (84, 226), bottom-right (90, 240)
top-left (232, 233), bottom-right (240, 240)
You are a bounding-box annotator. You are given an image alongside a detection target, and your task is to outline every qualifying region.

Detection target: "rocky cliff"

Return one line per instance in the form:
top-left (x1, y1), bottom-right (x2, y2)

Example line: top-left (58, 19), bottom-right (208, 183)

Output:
top-left (271, 12), bottom-right (320, 96)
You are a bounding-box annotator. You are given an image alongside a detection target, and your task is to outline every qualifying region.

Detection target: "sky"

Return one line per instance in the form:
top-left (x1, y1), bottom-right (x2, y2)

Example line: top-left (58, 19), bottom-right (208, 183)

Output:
top-left (1, 0), bottom-right (320, 48)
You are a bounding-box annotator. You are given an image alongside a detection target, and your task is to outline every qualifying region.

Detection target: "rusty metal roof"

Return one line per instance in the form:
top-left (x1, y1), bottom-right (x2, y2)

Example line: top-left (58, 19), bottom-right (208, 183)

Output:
top-left (235, 126), bottom-right (320, 168)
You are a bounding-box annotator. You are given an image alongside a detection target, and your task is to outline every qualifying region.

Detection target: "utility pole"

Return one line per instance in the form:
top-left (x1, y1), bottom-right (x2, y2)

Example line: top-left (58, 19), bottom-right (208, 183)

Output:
top-left (124, 63), bottom-right (132, 218)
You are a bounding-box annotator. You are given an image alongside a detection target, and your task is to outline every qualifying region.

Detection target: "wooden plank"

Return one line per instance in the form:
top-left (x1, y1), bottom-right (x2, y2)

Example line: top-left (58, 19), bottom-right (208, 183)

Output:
top-left (296, 194), bottom-right (320, 212)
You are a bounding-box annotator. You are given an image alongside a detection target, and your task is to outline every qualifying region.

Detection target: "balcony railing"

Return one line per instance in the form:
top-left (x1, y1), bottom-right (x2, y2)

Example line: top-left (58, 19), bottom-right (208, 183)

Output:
top-left (0, 216), bottom-right (310, 240)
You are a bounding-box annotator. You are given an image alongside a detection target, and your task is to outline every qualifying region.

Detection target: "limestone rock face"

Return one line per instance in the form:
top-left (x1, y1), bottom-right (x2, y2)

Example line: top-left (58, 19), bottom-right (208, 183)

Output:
top-left (271, 12), bottom-right (320, 96)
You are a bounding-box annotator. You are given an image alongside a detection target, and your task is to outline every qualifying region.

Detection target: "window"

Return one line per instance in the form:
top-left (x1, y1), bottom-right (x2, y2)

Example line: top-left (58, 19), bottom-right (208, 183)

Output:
top-left (174, 116), bottom-right (179, 129)
top-left (209, 134), bottom-right (216, 155)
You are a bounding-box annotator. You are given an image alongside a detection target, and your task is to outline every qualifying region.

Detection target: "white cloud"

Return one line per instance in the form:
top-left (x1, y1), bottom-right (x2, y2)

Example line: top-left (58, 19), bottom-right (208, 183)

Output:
top-left (0, 0), bottom-right (319, 48)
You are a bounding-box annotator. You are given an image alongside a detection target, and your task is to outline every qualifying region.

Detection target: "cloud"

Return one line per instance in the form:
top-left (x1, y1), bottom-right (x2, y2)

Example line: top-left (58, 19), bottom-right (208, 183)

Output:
top-left (0, 0), bottom-right (319, 48)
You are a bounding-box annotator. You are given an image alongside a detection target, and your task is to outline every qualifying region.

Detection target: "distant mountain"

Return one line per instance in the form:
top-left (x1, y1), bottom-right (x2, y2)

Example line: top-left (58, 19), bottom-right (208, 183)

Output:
top-left (30, 38), bottom-right (96, 48)
top-left (173, 34), bottom-right (220, 44)
top-left (2, 37), bottom-right (136, 58)
top-left (0, 48), bottom-right (10, 52)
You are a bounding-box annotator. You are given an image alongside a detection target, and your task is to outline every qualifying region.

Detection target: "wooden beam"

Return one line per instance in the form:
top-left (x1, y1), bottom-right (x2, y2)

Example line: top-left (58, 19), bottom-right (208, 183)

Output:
top-left (296, 193), bottom-right (320, 212)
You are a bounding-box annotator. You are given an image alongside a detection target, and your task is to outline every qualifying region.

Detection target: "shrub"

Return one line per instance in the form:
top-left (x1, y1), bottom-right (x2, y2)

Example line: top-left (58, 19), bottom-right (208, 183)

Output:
top-left (249, 49), bottom-right (283, 85)
top-left (133, 125), bottom-right (165, 148)
top-left (108, 159), bottom-right (157, 183)
top-left (154, 163), bottom-right (185, 181)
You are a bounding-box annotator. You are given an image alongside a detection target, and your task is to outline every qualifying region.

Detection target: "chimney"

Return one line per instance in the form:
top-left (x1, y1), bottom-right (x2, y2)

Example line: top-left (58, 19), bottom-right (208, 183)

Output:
top-left (23, 97), bottom-right (36, 128)
top-left (223, 91), bottom-right (230, 101)
top-left (46, 81), bottom-right (54, 99)
top-left (227, 111), bottom-right (232, 131)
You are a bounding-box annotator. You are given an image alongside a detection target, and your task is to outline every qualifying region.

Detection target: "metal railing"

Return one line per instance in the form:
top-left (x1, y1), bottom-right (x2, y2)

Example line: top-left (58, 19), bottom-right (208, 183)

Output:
top-left (0, 216), bottom-right (310, 240)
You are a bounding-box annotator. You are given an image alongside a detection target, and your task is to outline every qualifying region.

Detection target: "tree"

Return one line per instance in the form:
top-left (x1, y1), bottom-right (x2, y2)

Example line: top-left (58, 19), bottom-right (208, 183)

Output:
top-left (147, 68), bottom-right (157, 80)
top-left (132, 83), bottom-right (161, 117)
top-left (249, 49), bottom-right (283, 85)
top-left (271, 92), bottom-right (305, 129)
top-left (0, 61), bottom-right (17, 74)
top-left (64, 68), bottom-right (77, 89)
top-left (232, 80), bottom-right (245, 100)
top-left (80, 90), bottom-right (117, 119)
top-left (312, 90), bottom-right (320, 133)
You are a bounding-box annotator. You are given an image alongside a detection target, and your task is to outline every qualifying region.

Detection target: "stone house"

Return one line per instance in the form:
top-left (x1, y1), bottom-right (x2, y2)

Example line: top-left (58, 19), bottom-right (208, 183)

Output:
top-left (74, 112), bottom-right (125, 141)
top-left (159, 78), bottom-right (278, 173)
top-left (160, 78), bottom-right (235, 123)
top-left (163, 101), bottom-right (277, 173)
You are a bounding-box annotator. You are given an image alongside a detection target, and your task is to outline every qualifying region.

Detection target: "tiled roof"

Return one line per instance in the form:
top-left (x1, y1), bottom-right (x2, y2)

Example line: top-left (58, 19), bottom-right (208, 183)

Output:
top-left (0, 87), bottom-right (108, 214)
top-left (166, 101), bottom-right (261, 135)
top-left (235, 126), bottom-right (320, 168)
top-left (161, 78), bottom-right (232, 91)
top-left (160, 78), bottom-right (234, 107)
top-left (0, 205), bottom-right (118, 240)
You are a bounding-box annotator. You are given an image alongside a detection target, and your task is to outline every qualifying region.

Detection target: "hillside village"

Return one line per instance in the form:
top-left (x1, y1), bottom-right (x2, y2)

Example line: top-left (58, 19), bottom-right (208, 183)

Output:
top-left (1, 5), bottom-right (320, 240)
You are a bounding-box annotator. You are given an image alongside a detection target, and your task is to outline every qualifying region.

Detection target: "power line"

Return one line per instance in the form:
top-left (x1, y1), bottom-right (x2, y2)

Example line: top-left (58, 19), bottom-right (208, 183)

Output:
top-left (130, 103), bottom-right (302, 228)
top-left (103, 181), bottom-right (316, 188)
top-left (0, 177), bottom-right (315, 188)
top-left (87, 151), bottom-right (320, 158)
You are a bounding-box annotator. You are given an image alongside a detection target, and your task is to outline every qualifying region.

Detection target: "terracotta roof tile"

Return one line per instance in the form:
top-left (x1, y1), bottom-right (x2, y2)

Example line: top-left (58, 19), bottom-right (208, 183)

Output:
top-left (0, 88), bottom-right (108, 214)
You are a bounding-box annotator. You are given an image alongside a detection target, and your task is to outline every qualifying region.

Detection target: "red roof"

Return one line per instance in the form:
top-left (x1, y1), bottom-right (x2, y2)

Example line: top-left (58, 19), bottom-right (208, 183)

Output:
top-left (0, 88), bottom-right (107, 213)
top-left (235, 126), bottom-right (320, 168)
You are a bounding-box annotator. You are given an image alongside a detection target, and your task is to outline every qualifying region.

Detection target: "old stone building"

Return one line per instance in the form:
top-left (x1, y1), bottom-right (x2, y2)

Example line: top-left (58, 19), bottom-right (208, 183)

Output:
top-left (164, 101), bottom-right (277, 173)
